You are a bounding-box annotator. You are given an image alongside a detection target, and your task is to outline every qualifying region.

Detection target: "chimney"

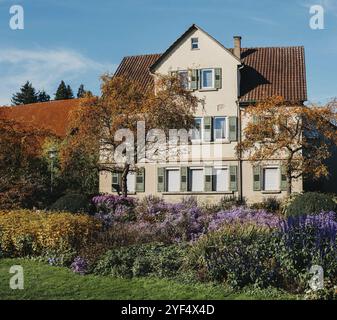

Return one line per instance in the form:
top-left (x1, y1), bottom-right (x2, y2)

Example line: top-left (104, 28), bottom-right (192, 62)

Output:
top-left (233, 36), bottom-right (242, 59)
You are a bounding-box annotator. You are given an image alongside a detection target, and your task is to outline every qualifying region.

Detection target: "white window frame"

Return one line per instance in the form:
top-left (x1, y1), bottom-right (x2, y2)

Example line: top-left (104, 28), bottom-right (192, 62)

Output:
top-left (200, 68), bottom-right (215, 90)
top-left (191, 117), bottom-right (203, 142)
top-left (165, 168), bottom-right (180, 193)
top-left (188, 167), bottom-right (204, 192)
top-left (263, 166), bottom-right (280, 191)
top-left (191, 37), bottom-right (199, 50)
top-left (177, 70), bottom-right (190, 90)
top-left (213, 116), bottom-right (228, 141)
top-left (213, 166), bottom-right (230, 192)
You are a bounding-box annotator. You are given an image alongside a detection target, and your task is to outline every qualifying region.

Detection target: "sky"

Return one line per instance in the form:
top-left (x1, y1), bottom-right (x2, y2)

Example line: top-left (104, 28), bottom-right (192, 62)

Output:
top-left (0, 0), bottom-right (337, 105)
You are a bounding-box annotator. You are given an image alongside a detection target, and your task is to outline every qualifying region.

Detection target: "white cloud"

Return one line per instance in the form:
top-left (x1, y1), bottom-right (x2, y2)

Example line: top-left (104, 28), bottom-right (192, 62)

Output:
top-left (0, 47), bottom-right (114, 105)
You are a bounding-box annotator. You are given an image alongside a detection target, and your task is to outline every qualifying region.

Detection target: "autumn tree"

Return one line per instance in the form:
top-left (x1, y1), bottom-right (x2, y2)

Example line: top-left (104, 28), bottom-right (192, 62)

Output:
top-left (0, 109), bottom-right (53, 208)
top-left (237, 96), bottom-right (337, 195)
top-left (66, 74), bottom-right (198, 196)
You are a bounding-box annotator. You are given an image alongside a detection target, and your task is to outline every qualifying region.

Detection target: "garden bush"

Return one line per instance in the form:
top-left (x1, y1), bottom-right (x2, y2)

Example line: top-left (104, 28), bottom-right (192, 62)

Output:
top-left (250, 197), bottom-right (281, 213)
top-left (186, 211), bottom-right (337, 292)
top-left (50, 193), bottom-right (90, 213)
top-left (93, 243), bottom-right (187, 278)
top-left (285, 192), bottom-right (337, 217)
top-left (185, 224), bottom-right (278, 288)
top-left (0, 210), bottom-right (101, 259)
top-left (92, 195), bottom-right (136, 224)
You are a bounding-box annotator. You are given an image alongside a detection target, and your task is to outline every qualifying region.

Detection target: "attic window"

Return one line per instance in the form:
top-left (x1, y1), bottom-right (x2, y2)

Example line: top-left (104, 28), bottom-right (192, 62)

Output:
top-left (191, 38), bottom-right (199, 50)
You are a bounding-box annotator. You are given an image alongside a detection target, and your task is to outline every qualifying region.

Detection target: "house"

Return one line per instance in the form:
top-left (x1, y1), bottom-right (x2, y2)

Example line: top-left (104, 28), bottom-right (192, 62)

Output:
top-left (99, 24), bottom-right (307, 203)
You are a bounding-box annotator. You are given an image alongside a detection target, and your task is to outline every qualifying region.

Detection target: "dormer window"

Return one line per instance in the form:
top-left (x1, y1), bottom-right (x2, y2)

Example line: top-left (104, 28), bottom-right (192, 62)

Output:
top-left (191, 38), bottom-right (199, 50)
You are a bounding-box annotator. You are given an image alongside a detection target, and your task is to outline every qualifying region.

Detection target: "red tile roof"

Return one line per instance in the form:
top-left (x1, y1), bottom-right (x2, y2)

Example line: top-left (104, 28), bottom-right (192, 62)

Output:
top-left (114, 54), bottom-right (162, 91)
top-left (237, 47), bottom-right (307, 103)
top-left (1, 99), bottom-right (82, 137)
top-left (114, 47), bottom-right (307, 103)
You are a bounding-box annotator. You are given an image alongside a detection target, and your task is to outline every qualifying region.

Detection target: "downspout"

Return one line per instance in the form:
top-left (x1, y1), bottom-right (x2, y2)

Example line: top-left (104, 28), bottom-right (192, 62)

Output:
top-left (237, 64), bottom-right (244, 203)
top-left (236, 99), bottom-right (243, 203)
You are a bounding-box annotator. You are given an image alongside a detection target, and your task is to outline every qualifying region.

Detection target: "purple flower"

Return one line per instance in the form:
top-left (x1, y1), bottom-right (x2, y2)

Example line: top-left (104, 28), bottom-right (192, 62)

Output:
top-left (71, 257), bottom-right (88, 275)
top-left (207, 207), bottom-right (281, 232)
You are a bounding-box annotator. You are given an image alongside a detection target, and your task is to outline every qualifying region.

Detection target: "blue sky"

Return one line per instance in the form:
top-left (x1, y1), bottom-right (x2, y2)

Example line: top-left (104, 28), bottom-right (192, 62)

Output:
top-left (0, 0), bottom-right (337, 105)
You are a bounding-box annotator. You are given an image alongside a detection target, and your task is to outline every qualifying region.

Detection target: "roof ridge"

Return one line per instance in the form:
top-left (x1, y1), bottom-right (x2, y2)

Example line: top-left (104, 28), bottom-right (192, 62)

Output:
top-left (3, 98), bottom-right (81, 109)
top-left (123, 53), bottom-right (162, 59)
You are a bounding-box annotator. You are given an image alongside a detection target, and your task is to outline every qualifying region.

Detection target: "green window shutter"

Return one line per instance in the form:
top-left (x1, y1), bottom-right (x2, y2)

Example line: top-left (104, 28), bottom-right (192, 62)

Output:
top-left (203, 117), bottom-right (213, 142)
top-left (229, 166), bottom-right (238, 191)
top-left (204, 167), bottom-right (213, 192)
top-left (228, 116), bottom-right (238, 141)
top-left (280, 165), bottom-right (288, 191)
top-left (190, 69), bottom-right (198, 90)
top-left (215, 68), bottom-right (222, 89)
top-left (136, 167), bottom-right (145, 192)
top-left (180, 167), bottom-right (188, 192)
top-left (253, 165), bottom-right (261, 191)
top-left (157, 167), bottom-right (165, 192)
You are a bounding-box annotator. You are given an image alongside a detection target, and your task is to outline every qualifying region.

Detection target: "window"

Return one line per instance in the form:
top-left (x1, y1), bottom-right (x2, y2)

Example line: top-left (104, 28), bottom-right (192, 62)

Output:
top-left (201, 69), bottom-right (214, 89)
top-left (214, 117), bottom-right (227, 140)
top-left (191, 117), bottom-right (202, 140)
top-left (166, 169), bottom-right (180, 192)
top-left (213, 168), bottom-right (229, 192)
top-left (178, 70), bottom-right (189, 90)
top-left (191, 37), bottom-right (199, 50)
top-left (127, 172), bottom-right (135, 193)
top-left (189, 168), bottom-right (204, 192)
top-left (263, 167), bottom-right (279, 191)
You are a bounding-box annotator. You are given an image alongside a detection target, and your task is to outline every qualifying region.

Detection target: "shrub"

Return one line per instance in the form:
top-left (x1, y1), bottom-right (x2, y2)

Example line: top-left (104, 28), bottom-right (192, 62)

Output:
top-left (50, 194), bottom-right (90, 213)
top-left (71, 257), bottom-right (88, 275)
top-left (206, 207), bottom-right (281, 232)
top-left (250, 197), bottom-right (281, 213)
top-left (94, 243), bottom-right (186, 278)
top-left (0, 210), bottom-right (101, 258)
top-left (285, 192), bottom-right (337, 217)
top-left (202, 195), bottom-right (244, 214)
top-left (276, 212), bottom-right (337, 291)
top-left (92, 195), bottom-right (136, 223)
top-left (185, 224), bottom-right (277, 288)
top-left (186, 211), bottom-right (337, 292)
top-left (135, 195), bottom-right (169, 222)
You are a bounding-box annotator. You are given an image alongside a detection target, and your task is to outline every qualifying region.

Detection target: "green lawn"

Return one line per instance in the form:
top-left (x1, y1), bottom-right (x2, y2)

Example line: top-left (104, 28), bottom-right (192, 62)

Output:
top-left (0, 259), bottom-right (298, 300)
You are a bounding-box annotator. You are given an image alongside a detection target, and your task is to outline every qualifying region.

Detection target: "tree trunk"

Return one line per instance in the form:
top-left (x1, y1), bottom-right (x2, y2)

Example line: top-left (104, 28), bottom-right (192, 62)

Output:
top-left (121, 163), bottom-right (130, 197)
top-left (286, 162), bottom-right (292, 196)
top-left (287, 175), bottom-right (292, 196)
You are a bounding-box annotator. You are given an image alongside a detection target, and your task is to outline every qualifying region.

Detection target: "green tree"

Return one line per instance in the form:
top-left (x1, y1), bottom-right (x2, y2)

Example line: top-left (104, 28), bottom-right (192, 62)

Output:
top-left (55, 81), bottom-right (74, 100)
top-left (77, 84), bottom-right (85, 98)
top-left (11, 81), bottom-right (38, 105)
top-left (67, 85), bottom-right (74, 99)
top-left (37, 90), bottom-right (51, 102)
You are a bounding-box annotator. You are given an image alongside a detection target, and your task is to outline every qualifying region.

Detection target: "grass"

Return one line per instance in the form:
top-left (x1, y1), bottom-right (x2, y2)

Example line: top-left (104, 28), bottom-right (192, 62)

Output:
top-left (0, 259), bottom-right (298, 300)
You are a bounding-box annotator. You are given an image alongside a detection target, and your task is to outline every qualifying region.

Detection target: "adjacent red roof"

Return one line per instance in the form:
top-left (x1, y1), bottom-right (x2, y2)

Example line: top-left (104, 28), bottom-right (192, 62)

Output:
top-left (115, 54), bottom-right (162, 91)
top-left (1, 99), bottom-right (81, 137)
top-left (114, 47), bottom-right (307, 103)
